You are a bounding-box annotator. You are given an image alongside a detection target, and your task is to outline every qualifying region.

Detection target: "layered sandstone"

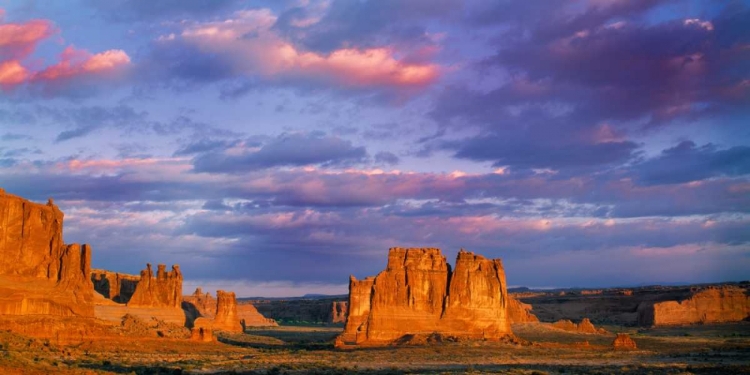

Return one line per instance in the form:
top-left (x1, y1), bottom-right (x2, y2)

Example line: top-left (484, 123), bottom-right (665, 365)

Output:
top-left (551, 318), bottom-right (607, 334)
top-left (91, 269), bottom-right (139, 303)
top-left (183, 288), bottom-right (217, 321)
top-left (237, 302), bottom-right (278, 327)
top-left (330, 301), bottom-right (348, 324)
top-left (338, 248), bottom-right (514, 346)
top-left (213, 290), bottom-right (243, 332)
top-left (613, 333), bottom-right (637, 350)
top-left (127, 264), bottom-right (182, 309)
top-left (637, 286), bottom-right (750, 326)
top-left (0, 190), bottom-right (94, 317)
top-left (508, 296), bottom-right (539, 323)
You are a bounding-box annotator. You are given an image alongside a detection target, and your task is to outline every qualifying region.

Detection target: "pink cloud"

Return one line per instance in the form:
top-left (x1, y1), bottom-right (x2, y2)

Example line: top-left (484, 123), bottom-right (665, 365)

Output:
top-left (174, 9), bottom-right (440, 89)
top-left (0, 13), bottom-right (130, 92)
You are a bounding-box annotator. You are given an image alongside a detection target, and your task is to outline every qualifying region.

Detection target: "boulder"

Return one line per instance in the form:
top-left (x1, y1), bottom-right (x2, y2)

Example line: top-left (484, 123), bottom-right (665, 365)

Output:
top-left (127, 263), bottom-right (182, 308)
top-left (637, 286), bottom-right (750, 326)
top-left (213, 290), bottom-right (243, 333)
top-left (191, 317), bottom-right (214, 342)
top-left (337, 248), bottom-right (514, 346)
top-left (612, 333), bottom-right (637, 350)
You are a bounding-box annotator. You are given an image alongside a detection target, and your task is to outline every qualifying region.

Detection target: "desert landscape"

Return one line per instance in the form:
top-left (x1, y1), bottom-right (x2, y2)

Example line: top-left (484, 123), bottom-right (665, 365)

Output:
top-left (2, 0), bottom-right (750, 374)
top-left (0, 190), bottom-right (748, 374)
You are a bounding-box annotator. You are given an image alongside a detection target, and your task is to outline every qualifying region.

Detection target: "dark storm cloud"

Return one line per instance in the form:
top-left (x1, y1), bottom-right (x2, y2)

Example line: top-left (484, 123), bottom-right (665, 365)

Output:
top-left (192, 132), bottom-right (367, 173)
top-left (374, 151), bottom-right (400, 165)
top-left (633, 141), bottom-right (750, 185)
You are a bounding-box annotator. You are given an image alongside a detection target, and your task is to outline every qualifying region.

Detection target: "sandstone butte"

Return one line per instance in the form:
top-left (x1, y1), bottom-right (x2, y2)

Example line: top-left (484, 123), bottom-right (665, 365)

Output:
top-left (338, 247), bottom-right (515, 346)
top-left (190, 317), bottom-right (215, 342)
top-left (507, 297), bottom-right (539, 323)
top-left (127, 263), bottom-right (183, 308)
top-left (213, 290), bottom-right (243, 333)
top-left (92, 269), bottom-right (139, 303)
top-left (612, 333), bottom-right (637, 350)
top-left (183, 288), bottom-right (277, 329)
top-left (637, 286), bottom-right (750, 326)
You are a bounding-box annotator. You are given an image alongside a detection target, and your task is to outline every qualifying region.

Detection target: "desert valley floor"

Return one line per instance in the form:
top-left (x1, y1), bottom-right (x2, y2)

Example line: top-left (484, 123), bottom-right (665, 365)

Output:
top-left (1, 320), bottom-right (749, 374)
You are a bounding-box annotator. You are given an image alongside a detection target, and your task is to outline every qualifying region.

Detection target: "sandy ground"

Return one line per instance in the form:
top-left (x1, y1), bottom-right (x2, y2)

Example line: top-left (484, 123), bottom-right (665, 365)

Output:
top-left (0, 322), bottom-right (748, 374)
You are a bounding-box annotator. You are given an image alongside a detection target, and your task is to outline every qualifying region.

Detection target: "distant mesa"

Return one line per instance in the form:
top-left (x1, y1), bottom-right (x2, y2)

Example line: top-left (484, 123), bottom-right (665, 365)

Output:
top-left (550, 318), bottom-right (608, 334)
top-left (183, 288), bottom-right (277, 331)
top-left (337, 247), bottom-right (516, 347)
top-left (637, 286), bottom-right (750, 326)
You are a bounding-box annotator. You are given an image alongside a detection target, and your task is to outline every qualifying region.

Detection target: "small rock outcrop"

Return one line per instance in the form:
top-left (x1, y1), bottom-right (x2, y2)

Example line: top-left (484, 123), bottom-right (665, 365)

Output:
top-left (507, 296), bottom-right (539, 323)
top-left (337, 248), bottom-right (513, 346)
top-left (0, 190), bottom-right (94, 317)
top-left (127, 264), bottom-right (182, 308)
top-left (637, 286), bottom-right (750, 326)
top-left (330, 301), bottom-right (348, 323)
top-left (613, 333), bottom-right (637, 350)
top-left (213, 290), bottom-right (243, 333)
top-left (91, 269), bottom-right (139, 303)
top-left (551, 318), bottom-right (608, 334)
top-left (190, 317), bottom-right (214, 342)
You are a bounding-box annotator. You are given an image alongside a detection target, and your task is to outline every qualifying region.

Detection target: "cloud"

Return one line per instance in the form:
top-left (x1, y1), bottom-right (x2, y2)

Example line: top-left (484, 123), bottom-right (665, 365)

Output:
top-left (633, 141), bottom-right (750, 185)
top-left (0, 13), bottom-right (130, 96)
top-left (192, 132), bottom-right (367, 173)
top-left (84, 0), bottom-right (241, 21)
top-left (148, 8), bottom-right (440, 94)
top-left (374, 151), bottom-right (400, 165)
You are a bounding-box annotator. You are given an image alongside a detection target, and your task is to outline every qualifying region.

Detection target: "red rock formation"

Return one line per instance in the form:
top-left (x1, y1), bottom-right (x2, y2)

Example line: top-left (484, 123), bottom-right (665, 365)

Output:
top-left (91, 269), bottom-right (139, 303)
top-left (507, 296), bottom-right (539, 323)
top-left (183, 288), bottom-right (217, 320)
top-left (213, 290), bottom-right (243, 333)
top-left (337, 248), bottom-right (514, 346)
top-left (637, 286), bottom-right (750, 326)
top-left (330, 301), bottom-right (348, 324)
top-left (127, 263), bottom-right (182, 309)
top-left (0, 190), bottom-right (94, 317)
top-left (613, 333), bottom-right (637, 350)
top-left (191, 317), bottom-right (214, 342)
top-left (339, 276), bottom-right (375, 344)
top-left (551, 318), bottom-right (607, 334)
top-left (237, 302), bottom-right (278, 327)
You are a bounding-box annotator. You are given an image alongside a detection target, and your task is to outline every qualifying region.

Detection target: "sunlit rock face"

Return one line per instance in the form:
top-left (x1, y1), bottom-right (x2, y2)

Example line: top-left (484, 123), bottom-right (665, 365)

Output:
top-left (127, 263), bottom-right (183, 309)
top-left (213, 290), bottom-right (243, 333)
top-left (338, 248), bottom-right (514, 346)
top-left (0, 189), bottom-right (94, 317)
top-left (638, 286), bottom-right (750, 326)
top-left (507, 296), bottom-right (539, 323)
top-left (237, 302), bottom-right (278, 328)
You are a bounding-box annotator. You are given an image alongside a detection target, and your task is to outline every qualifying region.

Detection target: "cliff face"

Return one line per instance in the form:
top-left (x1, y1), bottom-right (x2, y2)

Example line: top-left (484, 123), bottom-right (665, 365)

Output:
top-left (638, 286), bottom-right (750, 326)
top-left (507, 296), bottom-right (539, 323)
top-left (338, 248), bottom-right (514, 346)
top-left (0, 190), bottom-right (94, 317)
top-left (127, 264), bottom-right (182, 308)
top-left (91, 269), bottom-right (139, 303)
top-left (237, 303), bottom-right (278, 327)
top-left (182, 288), bottom-right (217, 321)
top-left (213, 290), bottom-right (243, 332)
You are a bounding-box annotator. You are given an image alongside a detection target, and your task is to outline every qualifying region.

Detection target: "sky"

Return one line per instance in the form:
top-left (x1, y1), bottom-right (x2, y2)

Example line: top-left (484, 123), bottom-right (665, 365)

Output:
top-left (0, 0), bottom-right (749, 297)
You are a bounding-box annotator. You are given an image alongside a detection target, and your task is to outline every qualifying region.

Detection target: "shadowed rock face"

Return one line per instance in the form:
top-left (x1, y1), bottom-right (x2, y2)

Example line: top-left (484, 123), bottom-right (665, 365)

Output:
top-left (91, 269), bottom-right (139, 304)
top-left (0, 190), bottom-right (94, 317)
top-left (338, 248), bottom-right (514, 346)
top-left (637, 286), bottom-right (750, 326)
top-left (127, 264), bottom-right (182, 309)
top-left (213, 290), bottom-right (243, 333)
top-left (330, 301), bottom-right (348, 323)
